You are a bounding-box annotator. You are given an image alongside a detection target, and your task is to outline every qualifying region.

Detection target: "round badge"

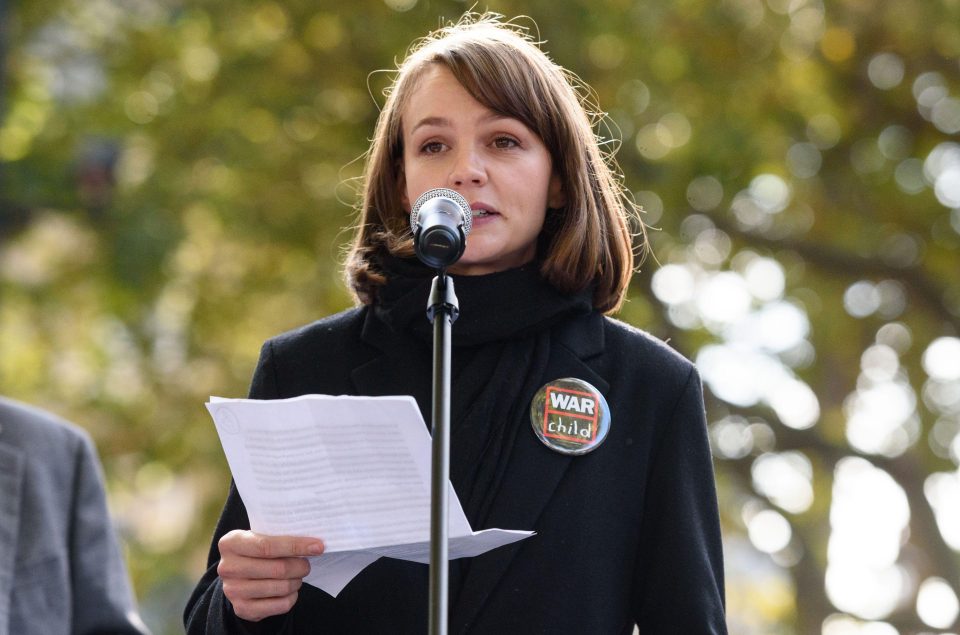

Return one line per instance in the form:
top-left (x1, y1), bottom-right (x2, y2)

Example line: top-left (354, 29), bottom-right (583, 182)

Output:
top-left (529, 378), bottom-right (610, 456)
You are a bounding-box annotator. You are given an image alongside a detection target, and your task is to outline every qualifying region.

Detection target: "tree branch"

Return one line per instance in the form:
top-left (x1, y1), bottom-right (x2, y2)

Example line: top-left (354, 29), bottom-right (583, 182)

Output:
top-left (707, 212), bottom-right (960, 333)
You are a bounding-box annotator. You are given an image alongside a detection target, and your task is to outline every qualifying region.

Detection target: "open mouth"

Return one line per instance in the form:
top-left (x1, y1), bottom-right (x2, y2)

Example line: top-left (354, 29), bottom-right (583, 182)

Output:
top-left (471, 205), bottom-right (497, 218)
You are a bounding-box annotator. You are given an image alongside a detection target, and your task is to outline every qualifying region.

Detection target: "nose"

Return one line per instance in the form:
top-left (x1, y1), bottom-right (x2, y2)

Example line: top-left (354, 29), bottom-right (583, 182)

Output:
top-left (448, 147), bottom-right (486, 188)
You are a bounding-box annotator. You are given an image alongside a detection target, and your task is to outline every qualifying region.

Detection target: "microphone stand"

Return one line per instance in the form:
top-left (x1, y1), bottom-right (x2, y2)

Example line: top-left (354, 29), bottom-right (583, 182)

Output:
top-left (427, 270), bottom-right (458, 635)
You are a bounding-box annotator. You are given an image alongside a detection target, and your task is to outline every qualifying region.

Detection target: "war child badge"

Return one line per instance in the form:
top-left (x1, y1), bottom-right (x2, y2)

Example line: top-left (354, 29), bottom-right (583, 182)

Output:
top-left (530, 377), bottom-right (610, 456)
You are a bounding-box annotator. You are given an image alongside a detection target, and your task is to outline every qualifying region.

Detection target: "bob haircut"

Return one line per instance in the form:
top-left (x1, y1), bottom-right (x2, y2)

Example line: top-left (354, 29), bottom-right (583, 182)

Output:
top-left (345, 13), bottom-right (642, 314)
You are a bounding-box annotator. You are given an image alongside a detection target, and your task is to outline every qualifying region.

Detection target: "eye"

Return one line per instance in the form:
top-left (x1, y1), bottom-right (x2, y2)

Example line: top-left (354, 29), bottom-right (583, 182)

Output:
top-left (493, 135), bottom-right (520, 149)
top-left (419, 141), bottom-right (446, 155)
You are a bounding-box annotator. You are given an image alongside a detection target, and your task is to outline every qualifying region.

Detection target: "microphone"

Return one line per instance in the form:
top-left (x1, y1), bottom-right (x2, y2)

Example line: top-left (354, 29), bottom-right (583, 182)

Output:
top-left (409, 188), bottom-right (472, 269)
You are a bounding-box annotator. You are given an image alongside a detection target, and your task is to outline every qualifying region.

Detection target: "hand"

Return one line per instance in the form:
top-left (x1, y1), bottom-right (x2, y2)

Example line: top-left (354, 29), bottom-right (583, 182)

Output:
top-left (217, 530), bottom-right (325, 622)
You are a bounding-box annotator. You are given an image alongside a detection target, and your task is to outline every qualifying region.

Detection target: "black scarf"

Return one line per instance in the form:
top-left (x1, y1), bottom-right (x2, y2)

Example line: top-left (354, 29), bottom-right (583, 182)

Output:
top-left (372, 256), bottom-right (592, 526)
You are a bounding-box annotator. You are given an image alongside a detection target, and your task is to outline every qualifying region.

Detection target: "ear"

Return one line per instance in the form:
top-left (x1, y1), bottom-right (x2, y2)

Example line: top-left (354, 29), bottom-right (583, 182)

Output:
top-left (547, 172), bottom-right (566, 209)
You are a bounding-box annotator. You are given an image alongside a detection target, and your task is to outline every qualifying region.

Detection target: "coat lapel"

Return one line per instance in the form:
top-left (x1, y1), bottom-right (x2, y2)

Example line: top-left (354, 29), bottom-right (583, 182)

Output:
top-left (0, 442), bottom-right (25, 630)
top-left (350, 306), bottom-right (466, 429)
top-left (450, 312), bottom-right (608, 632)
top-left (350, 312), bottom-right (433, 422)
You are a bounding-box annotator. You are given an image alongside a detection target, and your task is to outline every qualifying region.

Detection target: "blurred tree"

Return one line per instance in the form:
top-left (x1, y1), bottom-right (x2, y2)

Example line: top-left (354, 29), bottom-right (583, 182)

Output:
top-left (1, 0), bottom-right (958, 633)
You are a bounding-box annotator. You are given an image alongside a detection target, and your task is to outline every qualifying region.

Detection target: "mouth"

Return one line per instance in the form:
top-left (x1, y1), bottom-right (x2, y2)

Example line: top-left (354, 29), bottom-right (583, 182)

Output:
top-left (471, 203), bottom-right (498, 218)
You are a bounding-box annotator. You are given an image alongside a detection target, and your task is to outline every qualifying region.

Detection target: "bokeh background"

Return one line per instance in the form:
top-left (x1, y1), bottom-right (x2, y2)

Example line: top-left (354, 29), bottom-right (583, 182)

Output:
top-left (2, 0), bottom-right (960, 633)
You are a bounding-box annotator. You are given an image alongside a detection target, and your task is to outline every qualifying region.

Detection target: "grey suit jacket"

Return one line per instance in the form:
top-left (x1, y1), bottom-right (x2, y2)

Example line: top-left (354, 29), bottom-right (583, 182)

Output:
top-left (0, 397), bottom-right (149, 635)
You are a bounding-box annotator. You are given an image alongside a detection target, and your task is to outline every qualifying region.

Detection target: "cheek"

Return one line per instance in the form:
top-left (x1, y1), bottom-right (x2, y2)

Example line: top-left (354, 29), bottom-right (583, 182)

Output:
top-left (399, 158), bottom-right (434, 212)
top-left (533, 209), bottom-right (548, 233)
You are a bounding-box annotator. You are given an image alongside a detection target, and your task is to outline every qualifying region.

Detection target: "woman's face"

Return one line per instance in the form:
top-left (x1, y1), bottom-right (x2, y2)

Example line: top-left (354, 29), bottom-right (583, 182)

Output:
top-left (399, 65), bottom-right (565, 275)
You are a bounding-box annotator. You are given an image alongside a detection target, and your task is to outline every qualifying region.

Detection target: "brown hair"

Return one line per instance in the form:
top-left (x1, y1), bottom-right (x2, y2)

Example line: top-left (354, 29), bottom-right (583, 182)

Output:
top-left (344, 12), bottom-right (642, 313)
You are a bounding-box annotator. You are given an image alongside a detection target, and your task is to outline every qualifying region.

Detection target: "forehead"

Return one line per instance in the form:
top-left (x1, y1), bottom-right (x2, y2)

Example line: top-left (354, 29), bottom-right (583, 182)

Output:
top-left (392, 54), bottom-right (559, 155)
top-left (400, 66), bottom-right (498, 132)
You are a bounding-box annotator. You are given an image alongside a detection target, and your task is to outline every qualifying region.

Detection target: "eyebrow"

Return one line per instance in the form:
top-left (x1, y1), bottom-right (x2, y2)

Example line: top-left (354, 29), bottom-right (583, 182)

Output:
top-left (409, 116), bottom-right (449, 134)
top-left (409, 112), bottom-right (514, 135)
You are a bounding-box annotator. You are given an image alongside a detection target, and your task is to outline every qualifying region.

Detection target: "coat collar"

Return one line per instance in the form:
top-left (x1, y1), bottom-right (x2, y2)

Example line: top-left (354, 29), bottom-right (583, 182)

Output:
top-left (351, 308), bottom-right (608, 630)
top-left (0, 440), bottom-right (25, 626)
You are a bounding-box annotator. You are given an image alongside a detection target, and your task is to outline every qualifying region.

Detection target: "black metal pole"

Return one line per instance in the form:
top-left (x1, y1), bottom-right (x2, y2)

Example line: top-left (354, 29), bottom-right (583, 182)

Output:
top-left (427, 273), bottom-right (458, 635)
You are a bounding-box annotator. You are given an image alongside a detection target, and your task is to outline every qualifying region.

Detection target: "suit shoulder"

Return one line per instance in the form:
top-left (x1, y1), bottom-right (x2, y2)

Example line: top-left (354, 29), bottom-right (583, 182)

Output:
top-left (601, 316), bottom-right (696, 378)
top-left (0, 396), bottom-right (89, 454)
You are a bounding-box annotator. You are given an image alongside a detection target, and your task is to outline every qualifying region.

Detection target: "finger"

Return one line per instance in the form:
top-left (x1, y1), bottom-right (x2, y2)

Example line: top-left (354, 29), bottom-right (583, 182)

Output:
top-left (231, 591), bottom-right (300, 622)
top-left (218, 554), bottom-right (311, 581)
top-left (220, 531), bottom-right (324, 559)
top-left (222, 576), bottom-right (303, 601)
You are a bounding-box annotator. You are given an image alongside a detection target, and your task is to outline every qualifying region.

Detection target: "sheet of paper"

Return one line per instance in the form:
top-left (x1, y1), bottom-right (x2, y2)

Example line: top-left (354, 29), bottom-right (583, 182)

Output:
top-left (207, 394), bottom-right (533, 597)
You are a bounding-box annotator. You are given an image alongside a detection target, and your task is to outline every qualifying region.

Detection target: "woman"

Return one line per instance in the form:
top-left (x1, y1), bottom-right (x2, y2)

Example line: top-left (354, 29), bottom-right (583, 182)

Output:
top-left (185, 13), bottom-right (726, 634)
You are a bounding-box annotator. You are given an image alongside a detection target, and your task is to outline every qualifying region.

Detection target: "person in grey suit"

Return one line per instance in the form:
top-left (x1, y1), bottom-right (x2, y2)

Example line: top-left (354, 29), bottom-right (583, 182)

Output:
top-left (0, 396), bottom-right (150, 635)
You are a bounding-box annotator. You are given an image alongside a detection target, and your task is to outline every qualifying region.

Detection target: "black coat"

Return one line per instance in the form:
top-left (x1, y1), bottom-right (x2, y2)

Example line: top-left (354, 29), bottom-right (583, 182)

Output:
top-left (185, 305), bottom-right (726, 634)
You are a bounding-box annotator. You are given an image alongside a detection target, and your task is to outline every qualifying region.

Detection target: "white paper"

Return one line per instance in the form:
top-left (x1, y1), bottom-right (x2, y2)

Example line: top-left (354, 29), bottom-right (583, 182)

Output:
top-left (207, 394), bottom-right (533, 597)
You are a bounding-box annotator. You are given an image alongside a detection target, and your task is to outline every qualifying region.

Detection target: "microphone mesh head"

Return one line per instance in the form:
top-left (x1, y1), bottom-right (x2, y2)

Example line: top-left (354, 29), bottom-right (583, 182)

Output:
top-left (410, 188), bottom-right (472, 236)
